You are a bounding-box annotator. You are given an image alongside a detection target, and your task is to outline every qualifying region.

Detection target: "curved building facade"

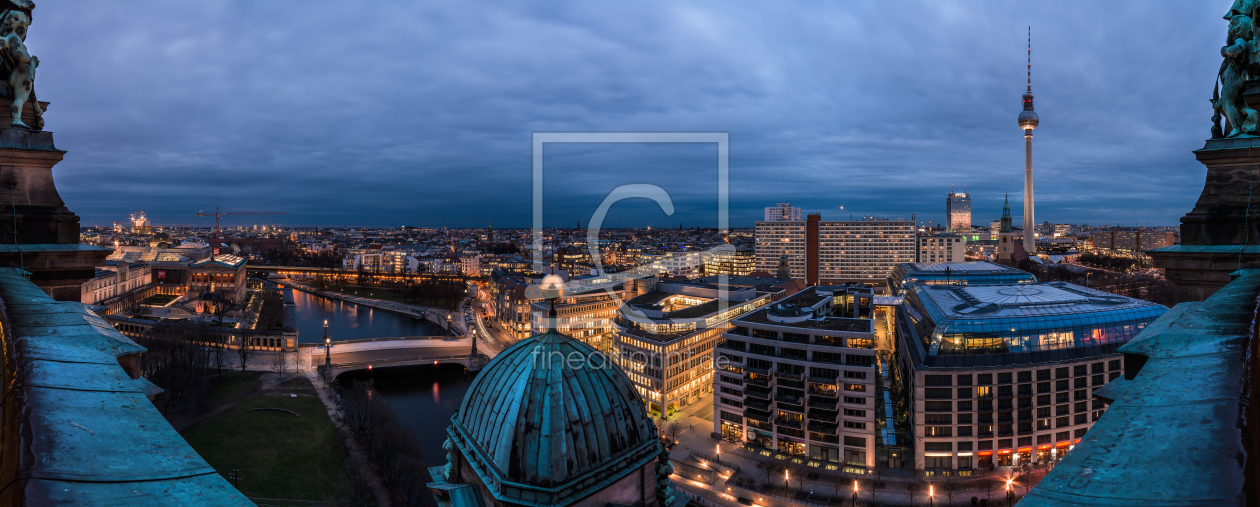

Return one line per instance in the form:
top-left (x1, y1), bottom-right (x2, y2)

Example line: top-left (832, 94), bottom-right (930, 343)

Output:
top-left (892, 281), bottom-right (1166, 474)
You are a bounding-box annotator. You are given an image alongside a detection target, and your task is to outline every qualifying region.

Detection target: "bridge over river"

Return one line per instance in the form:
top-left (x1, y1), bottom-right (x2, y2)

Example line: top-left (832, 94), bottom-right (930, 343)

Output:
top-left (300, 336), bottom-right (498, 378)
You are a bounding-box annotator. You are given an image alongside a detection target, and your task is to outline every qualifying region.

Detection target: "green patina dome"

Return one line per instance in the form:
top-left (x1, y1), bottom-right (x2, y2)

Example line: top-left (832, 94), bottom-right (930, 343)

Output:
top-left (447, 324), bottom-right (661, 503)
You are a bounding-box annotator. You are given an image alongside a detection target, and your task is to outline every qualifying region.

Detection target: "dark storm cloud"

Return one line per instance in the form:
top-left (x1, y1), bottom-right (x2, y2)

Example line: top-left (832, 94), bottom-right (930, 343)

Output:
top-left (30, 1), bottom-right (1221, 228)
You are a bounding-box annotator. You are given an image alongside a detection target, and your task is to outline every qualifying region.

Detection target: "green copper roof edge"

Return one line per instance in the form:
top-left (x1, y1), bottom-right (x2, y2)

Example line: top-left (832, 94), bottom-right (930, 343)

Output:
top-left (0, 273), bottom-right (252, 505)
top-left (447, 419), bottom-right (660, 506)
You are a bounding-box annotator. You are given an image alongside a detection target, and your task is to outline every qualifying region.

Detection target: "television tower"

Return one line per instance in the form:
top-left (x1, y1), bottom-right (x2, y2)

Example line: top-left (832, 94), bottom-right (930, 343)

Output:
top-left (1017, 26), bottom-right (1040, 254)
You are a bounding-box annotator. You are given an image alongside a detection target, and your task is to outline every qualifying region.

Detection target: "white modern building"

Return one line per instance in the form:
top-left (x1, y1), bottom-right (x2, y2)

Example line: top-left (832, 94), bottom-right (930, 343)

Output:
top-left (764, 202), bottom-right (803, 222)
top-left (916, 233), bottom-right (966, 263)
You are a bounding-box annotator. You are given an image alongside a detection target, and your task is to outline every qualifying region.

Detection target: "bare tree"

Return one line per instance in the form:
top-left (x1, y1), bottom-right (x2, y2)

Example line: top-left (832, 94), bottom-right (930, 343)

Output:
top-left (134, 320), bottom-right (216, 414)
top-left (664, 421), bottom-right (685, 447)
top-left (791, 471), bottom-right (806, 494)
top-left (208, 288), bottom-right (236, 327)
top-left (271, 347), bottom-right (289, 379)
top-left (236, 334), bottom-right (254, 372)
top-left (942, 475), bottom-right (963, 507)
top-left (212, 334), bottom-right (228, 376)
top-left (761, 462), bottom-right (783, 492)
top-left (904, 477), bottom-right (926, 507)
top-left (831, 473), bottom-right (846, 498)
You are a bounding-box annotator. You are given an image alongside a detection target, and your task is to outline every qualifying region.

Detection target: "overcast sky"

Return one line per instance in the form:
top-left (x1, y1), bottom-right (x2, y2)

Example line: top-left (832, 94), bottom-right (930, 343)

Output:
top-left (31, 1), bottom-right (1223, 229)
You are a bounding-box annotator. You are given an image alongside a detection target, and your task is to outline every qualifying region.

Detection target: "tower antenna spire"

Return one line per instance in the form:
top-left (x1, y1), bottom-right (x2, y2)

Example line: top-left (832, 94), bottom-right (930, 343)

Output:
top-left (1027, 26), bottom-right (1032, 93)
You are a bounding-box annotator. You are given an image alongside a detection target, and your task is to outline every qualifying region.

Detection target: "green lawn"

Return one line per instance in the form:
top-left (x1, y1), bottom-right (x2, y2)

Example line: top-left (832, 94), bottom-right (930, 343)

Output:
top-left (205, 371), bottom-right (262, 405)
top-left (142, 293), bottom-right (180, 306)
top-left (182, 376), bottom-right (340, 501)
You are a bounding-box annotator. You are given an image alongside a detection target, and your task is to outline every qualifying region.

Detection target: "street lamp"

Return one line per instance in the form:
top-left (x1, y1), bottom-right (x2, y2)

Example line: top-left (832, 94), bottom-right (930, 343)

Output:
top-left (715, 444), bottom-right (721, 463)
top-left (929, 484), bottom-right (934, 506)
top-left (323, 320), bottom-right (331, 368)
top-left (852, 480), bottom-right (858, 506)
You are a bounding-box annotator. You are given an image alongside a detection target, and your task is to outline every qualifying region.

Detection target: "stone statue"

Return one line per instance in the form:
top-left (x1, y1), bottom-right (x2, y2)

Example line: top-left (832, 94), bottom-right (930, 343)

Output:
top-left (0, 0), bottom-right (39, 130)
top-left (442, 436), bottom-right (457, 480)
top-left (655, 450), bottom-right (676, 507)
top-left (1219, 13), bottom-right (1259, 137)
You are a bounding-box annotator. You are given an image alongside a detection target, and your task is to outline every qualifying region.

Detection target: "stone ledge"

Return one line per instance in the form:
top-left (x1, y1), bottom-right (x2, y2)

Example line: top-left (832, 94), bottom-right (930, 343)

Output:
top-left (1019, 269), bottom-right (1260, 507)
top-left (0, 269), bottom-right (253, 506)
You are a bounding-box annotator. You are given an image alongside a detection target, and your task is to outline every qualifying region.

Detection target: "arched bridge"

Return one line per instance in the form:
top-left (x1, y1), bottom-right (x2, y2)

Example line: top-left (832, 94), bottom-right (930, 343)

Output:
top-left (301, 336), bottom-right (495, 378)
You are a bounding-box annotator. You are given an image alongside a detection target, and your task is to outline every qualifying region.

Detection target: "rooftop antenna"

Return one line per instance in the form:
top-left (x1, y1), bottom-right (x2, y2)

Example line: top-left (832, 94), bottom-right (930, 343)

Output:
top-left (1027, 25), bottom-right (1032, 93)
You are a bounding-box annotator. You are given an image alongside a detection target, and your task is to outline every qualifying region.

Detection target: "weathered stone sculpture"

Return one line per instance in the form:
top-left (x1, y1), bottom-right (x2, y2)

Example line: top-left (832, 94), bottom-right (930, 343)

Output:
top-left (0, 0), bottom-right (39, 130)
top-left (655, 450), bottom-right (676, 507)
top-left (1218, 13), bottom-right (1258, 137)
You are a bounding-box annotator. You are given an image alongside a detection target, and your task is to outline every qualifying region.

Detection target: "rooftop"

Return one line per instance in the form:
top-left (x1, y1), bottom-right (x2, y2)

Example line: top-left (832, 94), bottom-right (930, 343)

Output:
top-left (917, 282), bottom-right (1150, 319)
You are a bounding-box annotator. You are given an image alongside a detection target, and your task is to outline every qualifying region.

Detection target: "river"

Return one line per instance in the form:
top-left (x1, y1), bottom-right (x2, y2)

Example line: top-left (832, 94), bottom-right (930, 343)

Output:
top-left (289, 288), bottom-right (447, 343)
top-left (290, 288), bottom-right (474, 466)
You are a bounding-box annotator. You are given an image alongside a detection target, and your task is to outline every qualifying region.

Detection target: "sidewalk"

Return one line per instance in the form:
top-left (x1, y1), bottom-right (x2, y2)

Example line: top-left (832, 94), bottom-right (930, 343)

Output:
top-left (665, 396), bottom-right (1034, 506)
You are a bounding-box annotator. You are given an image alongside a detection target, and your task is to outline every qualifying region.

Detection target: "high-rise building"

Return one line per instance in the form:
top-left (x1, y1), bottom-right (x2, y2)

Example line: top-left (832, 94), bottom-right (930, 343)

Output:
top-left (754, 216), bottom-right (915, 289)
top-left (946, 192), bottom-right (972, 233)
top-left (916, 233), bottom-right (966, 264)
top-left (1019, 29), bottom-right (1040, 254)
top-left (765, 202), bottom-right (803, 222)
top-left (891, 279), bottom-right (1167, 472)
top-left (713, 284), bottom-right (878, 472)
top-left (1094, 227), bottom-right (1177, 253)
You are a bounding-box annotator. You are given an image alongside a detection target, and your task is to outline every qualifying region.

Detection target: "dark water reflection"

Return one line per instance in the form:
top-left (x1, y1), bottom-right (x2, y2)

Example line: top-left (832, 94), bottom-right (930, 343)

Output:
top-left (338, 365), bottom-right (475, 467)
top-left (289, 288), bottom-right (445, 343)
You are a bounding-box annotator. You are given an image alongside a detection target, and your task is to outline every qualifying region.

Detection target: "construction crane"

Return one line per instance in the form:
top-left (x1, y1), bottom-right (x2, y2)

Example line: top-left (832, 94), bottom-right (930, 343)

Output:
top-left (196, 207), bottom-right (287, 236)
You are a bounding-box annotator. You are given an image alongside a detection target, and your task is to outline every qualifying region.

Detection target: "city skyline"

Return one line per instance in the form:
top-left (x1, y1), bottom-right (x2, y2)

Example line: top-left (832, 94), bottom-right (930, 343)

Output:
top-left (41, 1), bottom-right (1215, 228)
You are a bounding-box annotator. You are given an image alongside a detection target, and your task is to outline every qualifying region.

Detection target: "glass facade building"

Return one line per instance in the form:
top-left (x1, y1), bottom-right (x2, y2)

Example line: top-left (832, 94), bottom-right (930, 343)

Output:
top-left (892, 281), bottom-right (1167, 474)
top-left (887, 261), bottom-right (1037, 297)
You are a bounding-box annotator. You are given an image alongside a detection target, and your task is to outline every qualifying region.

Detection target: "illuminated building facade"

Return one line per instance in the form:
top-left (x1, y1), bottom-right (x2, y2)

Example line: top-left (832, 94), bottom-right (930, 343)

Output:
top-left (529, 285), bottom-right (635, 353)
top-left (764, 202), bottom-right (803, 221)
top-left (755, 217), bottom-right (915, 289)
top-left (713, 284), bottom-right (878, 473)
top-left (703, 246), bottom-right (755, 276)
top-left (611, 280), bottom-right (775, 417)
top-left (916, 233), bottom-right (966, 264)
top-left (892, 281), bottom-right (1166, 473)
top-left (946, 192), bottom-right (971, 233)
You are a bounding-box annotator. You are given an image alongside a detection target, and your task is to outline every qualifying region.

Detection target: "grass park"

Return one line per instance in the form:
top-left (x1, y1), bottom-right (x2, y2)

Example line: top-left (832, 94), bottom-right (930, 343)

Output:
top-left (180, 372), bottom-right (340, 502)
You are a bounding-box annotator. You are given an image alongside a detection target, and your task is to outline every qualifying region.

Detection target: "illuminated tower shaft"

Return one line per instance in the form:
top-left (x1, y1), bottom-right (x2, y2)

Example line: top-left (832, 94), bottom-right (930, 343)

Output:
top-left (1024, 128), bottom-right (1034, 252)
top-left (1017, 27), bottom-right (1039, 254)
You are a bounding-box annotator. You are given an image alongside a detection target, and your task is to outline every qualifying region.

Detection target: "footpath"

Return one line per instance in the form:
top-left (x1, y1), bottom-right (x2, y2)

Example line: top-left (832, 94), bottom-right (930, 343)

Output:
top-left (664, 395), bottom-right (1035, 507)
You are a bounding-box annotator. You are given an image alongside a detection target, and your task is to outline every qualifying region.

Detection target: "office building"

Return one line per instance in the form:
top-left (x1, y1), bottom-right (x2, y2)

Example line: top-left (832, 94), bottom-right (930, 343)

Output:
top-left (529, 278), bottom-right (652, 353)
top-left (703, 246), bottom-right (755, 276)
top-left (611, 279), bottom-right (776, 416)
top-left (886, 262), bottom-right (1037, 297)
top-left (755, 215), bottom-right (915, 289)
top-left (1094, 227), bottom-right (1176, 253)
top-left (916, 233), bottom-right (966, 264)
top-left (892, 281), bottom-right (1166, 473)
top-left (765, 202), bottom-right (803, 222)
top-left (946, 192), bottom-right (971, 233)
top-left (713, 284), bottom-right (878, 472)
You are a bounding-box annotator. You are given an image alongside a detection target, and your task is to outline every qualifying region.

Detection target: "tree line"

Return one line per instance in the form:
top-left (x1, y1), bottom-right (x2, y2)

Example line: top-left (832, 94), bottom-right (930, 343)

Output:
top-left (330, 378), bottom-right (429, 507)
